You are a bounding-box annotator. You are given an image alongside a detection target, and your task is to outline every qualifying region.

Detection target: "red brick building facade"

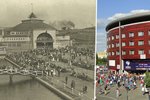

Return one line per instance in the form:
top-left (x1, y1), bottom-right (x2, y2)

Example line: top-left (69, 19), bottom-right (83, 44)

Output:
top-left (106, 13), bottom-right (150, 73)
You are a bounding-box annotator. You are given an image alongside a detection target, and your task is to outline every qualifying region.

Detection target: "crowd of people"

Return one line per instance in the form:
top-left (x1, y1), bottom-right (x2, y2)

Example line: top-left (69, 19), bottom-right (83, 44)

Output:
top-left (6, 46), bottom-right (94, 70)
top-left (96, 68), bottom-right (148, 98)
top-left (5, 46), bottom-right (94, 81)
top-left (2, 46), bottom-right (94, 97)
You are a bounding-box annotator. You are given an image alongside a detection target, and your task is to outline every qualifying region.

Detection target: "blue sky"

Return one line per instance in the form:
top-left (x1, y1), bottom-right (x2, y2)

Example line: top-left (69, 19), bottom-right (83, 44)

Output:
top-left (97, 0), bottom-right (150, 52)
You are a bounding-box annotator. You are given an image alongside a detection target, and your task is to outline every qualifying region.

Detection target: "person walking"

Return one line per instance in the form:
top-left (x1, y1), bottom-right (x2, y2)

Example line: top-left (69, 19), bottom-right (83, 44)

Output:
top-left (116, 88), bottom-right (120, 99)
top-left (65, 76), bottom-right (68, 84)
top-left (142, 85), bottom-right (145, 95)
top-left (104, 84), bottom-right (107, 95)
top-left (133, 81), bottom-right (137, 90)
top-left (50, 69), bottom-right (53, 77)
top-left (100, 78), bottom-right (103, 86)
top-left (57, 68), bottom-right (61, 77)
top-left (71, 80), bottom-right (75, 93)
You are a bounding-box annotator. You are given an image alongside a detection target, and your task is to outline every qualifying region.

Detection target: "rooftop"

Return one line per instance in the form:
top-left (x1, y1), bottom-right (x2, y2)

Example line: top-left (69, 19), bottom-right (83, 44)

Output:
top-left (12, 12), bottom-right (56, 31)
top-left (106, 12), bottom-right (150, 31)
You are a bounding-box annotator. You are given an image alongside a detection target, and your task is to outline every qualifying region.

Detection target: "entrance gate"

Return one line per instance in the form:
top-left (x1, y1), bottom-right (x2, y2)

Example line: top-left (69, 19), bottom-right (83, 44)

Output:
top-left (36, 33), bottom-right (53, 49)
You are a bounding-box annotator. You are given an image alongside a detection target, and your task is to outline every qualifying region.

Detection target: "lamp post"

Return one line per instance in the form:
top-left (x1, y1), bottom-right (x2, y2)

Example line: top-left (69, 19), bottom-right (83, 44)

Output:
top-left (119, 21), bottom-right (122, 74)
top-left (119, 21), bottom-right (124, 74)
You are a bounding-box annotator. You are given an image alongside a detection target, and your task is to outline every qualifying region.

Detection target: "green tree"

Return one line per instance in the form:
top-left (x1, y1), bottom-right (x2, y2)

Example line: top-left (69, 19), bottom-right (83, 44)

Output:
top-left (96, 53), bottom-right (99, 65)
top-left (144, 71), bottom-right (150, 88)
top-left (99, 58), bottom-right (107, 65)
top-left (96, 53), bottom-right (107, 65)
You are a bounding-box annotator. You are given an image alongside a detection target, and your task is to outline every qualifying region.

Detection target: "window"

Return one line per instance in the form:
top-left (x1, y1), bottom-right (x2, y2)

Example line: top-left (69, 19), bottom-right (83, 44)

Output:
top-left (112, 44), bottom-right (114, 48)
top-left (116, 51), bottom-right (120, 55)
top-left (129, 50), bottom-right (134, 55)
top-left (108, 45), bottom-right (111, 48)
top-left (122, 34), bottom-right (126, 38)
top-left (17, 43), bottom-right (21, 47)
top-left (138, 50), bottom-right (144, 54)
top-left (116, 43), bottom-right (119, 47)
top-left (138, 40), bottom-right (144, 46)
top-left (8, 43), bottom-right (11, 47)
top-left (12, 43), bottom-right (16, 47)
top-left (148, 40), bottom-right (150, 45)
top-left (138, 31), bottom-right (144, 36)
top-left (122, 42), bottom-right (126, 46)
top-left (148, 50), bottom-right (150, 54)
top-left (129, 41), bottom-right (134, 46)
top-left (116, 34), bottom-right (119, 39)
top-left (129, 32), bottom-right (134, 37)
top-left (10, 32), bottom-right (15, 35)
top-left (112, 52), bottom-right (115, 56)
top-left (108, 37), bottom-right (110, 41)
top-left (112, 36), bottom-right (114, 40)
top-left (148, 31), bottom-right (150, 36)
top-left (122, 51), bottom-right (126, 55)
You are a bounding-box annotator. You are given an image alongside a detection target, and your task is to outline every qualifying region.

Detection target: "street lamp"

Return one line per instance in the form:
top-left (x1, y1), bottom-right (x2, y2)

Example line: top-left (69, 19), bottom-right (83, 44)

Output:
top-left (119, 21), bottom-right (122, 74)
top-left (119, 21), bottom-right (124, 74)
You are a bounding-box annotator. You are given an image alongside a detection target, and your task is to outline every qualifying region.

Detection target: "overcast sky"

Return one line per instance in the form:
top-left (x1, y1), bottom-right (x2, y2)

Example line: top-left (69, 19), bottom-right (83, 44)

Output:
top-left (0, 0), bottom-right (95, 28)
top-left (97, 0), bottom-right (150, 52)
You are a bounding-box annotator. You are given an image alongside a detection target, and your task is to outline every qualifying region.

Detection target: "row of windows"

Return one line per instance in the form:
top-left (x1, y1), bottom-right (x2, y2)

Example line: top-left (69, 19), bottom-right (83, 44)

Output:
top-left (10, 31), bottom-right (30, 35)
top-left (108, 40), bottom-right (148, 48)
top-left (108, 49), bottom-right (145, 56)
top-left (4, 37), bottom-right (28, 41)
top-left (6, 43), bottom-right (21, 47)
top-left (107, 31), bottom-right (149, 41)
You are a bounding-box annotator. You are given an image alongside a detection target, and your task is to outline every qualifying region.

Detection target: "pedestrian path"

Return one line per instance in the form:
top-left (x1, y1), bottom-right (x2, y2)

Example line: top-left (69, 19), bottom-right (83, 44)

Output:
top-left (41, 72), bottom-right (94, 100)
top-left (96, 83), bottom-right (148, 100)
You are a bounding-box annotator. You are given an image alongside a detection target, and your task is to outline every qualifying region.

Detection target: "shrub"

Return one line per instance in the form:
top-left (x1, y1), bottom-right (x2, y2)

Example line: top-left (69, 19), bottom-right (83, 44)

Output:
top-left (144, 71), bottom-right (150, 88)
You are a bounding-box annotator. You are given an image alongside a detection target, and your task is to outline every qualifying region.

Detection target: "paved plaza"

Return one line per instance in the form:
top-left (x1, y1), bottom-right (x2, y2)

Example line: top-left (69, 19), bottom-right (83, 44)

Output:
top-left (96, 82), bottom-right (148, 100)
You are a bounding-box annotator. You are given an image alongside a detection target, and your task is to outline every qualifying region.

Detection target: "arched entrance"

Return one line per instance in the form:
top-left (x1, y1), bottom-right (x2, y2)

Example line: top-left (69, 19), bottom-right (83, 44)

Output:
top-left (36, 32), bottom-right (53, 49)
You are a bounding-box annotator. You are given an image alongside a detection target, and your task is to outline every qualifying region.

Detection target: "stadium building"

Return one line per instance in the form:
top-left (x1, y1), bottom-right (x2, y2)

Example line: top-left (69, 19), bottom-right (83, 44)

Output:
top-left (0, 12), bottom-right (95, 56)
top-left (0, 12), bottom-right (71, 53)
top-left (106, 12), bottom-right (150, 73)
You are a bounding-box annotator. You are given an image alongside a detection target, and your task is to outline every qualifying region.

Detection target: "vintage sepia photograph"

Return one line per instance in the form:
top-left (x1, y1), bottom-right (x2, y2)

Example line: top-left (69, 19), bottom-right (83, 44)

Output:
top-left (0, 0), bottom-right (96, 100)
top-left (96, 0), bottom-right (150, 100)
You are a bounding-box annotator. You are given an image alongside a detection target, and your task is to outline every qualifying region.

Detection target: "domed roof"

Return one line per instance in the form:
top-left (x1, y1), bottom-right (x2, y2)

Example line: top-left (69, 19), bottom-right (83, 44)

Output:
top-left (12, 12), bottom-right (56, 31)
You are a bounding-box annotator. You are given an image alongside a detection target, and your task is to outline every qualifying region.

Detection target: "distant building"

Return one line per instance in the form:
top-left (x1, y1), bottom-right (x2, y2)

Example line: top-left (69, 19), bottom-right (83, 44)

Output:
top-left (58, 26), bottom-right (95, 49)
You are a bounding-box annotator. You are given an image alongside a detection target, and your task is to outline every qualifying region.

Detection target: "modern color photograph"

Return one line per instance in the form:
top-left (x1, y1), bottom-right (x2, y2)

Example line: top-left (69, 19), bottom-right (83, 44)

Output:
top-left (96, 0), bottom-right (150, 100)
